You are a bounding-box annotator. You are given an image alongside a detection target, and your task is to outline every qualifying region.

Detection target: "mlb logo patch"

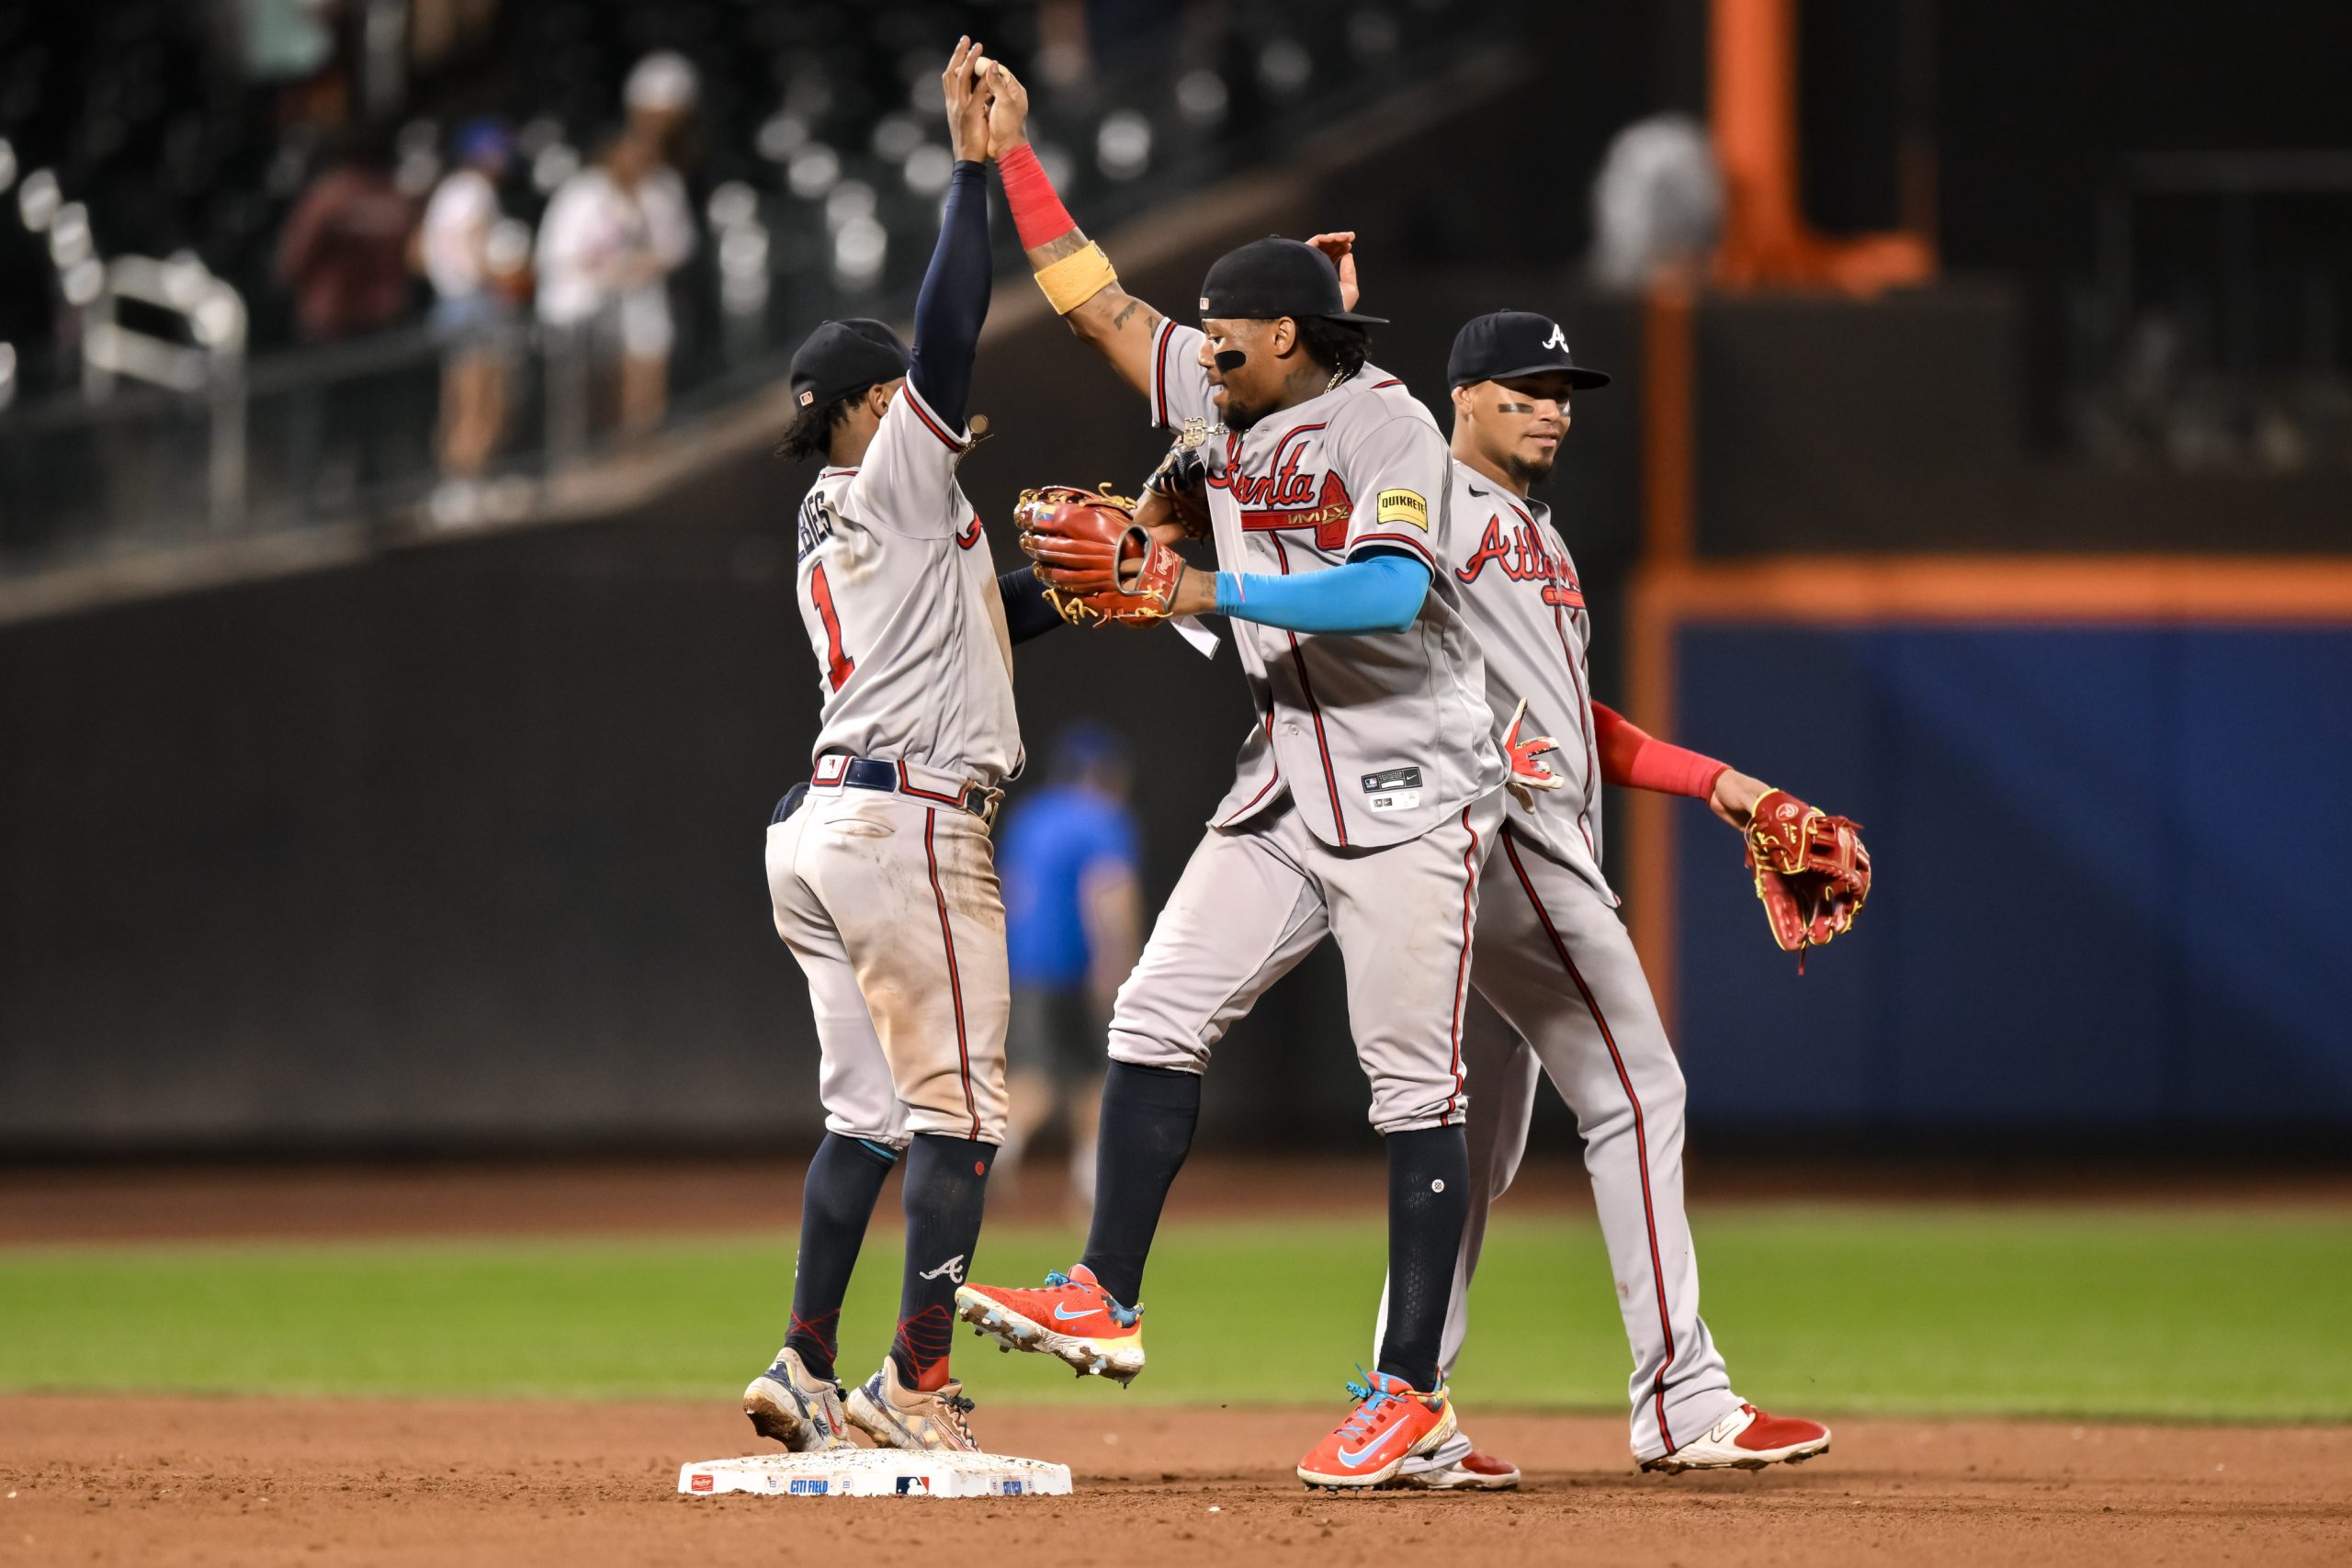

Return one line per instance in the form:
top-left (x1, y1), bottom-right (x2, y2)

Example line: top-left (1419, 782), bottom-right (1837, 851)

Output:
top-left (896, 1476), bottom-right (932, 1495)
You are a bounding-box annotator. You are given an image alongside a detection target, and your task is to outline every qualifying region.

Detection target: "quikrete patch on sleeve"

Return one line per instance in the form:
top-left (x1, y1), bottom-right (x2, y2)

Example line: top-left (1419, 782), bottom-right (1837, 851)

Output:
top-left (1376, 489), bottom-right (1429, 530)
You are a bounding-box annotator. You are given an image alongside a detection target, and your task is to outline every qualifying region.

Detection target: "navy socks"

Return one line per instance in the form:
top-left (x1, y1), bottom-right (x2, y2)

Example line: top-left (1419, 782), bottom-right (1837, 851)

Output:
top-left (1078, 1062), bottom-right (1203, 1303)
top-left (1376, 1124), bottom-right (1471, 1391)
top-left (786, 1133), bottom-right (896, 1383)
top-left (891, 1133), bottom-right (995, 1390)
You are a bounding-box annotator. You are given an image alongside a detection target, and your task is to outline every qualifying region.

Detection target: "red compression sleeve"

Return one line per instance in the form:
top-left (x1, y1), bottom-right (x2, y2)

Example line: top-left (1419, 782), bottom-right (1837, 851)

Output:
top-left (1591, 703), bottom-right (1731, 799)
top-left (996, 142), bottom-right (1077, 251)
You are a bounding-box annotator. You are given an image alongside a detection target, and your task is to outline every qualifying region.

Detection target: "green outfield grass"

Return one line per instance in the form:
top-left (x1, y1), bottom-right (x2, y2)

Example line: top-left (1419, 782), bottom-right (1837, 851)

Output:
top-left (4, 1208), bottom-right (2348, 1421)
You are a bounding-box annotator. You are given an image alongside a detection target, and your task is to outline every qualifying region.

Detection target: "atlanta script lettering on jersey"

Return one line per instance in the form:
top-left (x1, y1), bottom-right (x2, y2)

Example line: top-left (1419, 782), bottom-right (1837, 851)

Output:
top-left (1220, 436), bottom-right (1357, 548)
top-left (1454, 511), bottom-right (1586, 608)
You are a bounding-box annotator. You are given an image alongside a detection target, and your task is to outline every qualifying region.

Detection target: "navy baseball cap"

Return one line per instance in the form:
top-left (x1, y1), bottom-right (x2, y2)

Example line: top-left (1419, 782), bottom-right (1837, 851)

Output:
top-left (1447, 310), bottom-right (1611, 389)
top-left (789, 318), bottom-right (908, 409)
top-left (1198, 237), bottom-right (1386, 325)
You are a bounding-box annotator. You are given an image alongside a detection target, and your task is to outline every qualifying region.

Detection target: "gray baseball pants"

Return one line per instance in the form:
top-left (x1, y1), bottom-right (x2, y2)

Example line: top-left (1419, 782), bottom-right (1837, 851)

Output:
top-left (1378, 824), bottom-right (1742, 1463)
top-left (1107, 791), bottom-right (1506, 1134)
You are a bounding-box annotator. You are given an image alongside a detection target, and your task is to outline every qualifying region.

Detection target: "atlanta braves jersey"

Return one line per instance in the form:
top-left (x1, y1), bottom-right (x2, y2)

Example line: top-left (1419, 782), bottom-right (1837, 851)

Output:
top-left (1148, 319), bottom-right (1502, 850)
top-left (1443, 459), bottom-right (1614, 900)
top-left (794, 379), bottom-right (1023, 785)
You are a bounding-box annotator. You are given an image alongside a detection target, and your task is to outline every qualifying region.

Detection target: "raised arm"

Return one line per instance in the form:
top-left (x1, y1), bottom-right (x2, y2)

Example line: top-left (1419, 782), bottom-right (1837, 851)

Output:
top-left (907, 38), bottom-right (996, 427)
top-left (984, 64), bottom-right (1166, 398)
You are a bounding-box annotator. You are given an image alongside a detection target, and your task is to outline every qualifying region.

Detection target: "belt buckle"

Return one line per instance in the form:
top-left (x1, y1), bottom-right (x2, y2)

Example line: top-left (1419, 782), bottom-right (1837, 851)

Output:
top-left (965, 783), bottom-right (1004, 829)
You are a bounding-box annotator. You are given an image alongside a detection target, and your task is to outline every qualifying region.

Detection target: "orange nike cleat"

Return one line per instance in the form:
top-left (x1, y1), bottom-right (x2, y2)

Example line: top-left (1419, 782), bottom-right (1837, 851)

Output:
top-left (954, 1264), bottom-right (1146, 1383)
top-left (1296, 1370), bottom-right (1458, 1489)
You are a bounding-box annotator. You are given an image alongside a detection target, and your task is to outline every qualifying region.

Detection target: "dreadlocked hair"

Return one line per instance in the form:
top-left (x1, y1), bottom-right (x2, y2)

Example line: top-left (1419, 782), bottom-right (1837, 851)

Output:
top-left (775, 388), bottom-right (864, 462)
top-left (1295, 317), bottom-right (1372, 383)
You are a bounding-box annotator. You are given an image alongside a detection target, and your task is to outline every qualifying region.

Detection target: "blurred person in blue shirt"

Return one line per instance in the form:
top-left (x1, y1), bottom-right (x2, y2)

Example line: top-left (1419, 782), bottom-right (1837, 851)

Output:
top-left (1000, 722), bottom-right (1145, 1202)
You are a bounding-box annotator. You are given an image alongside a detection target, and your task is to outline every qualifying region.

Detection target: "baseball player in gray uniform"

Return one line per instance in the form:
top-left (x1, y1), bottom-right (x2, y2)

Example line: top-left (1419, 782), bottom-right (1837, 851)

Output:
top-left (951, 66), bottom-right (1515, 1489)
top-left (1364, 304), bottom-right (1835, 1485)
top-left (739, 39), bottom-right (1073, 1460)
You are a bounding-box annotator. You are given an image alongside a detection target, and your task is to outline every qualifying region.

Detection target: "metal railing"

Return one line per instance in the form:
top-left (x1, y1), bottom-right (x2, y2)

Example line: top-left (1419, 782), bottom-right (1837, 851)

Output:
top-left (0, 271), bottom-right (811, 570)
top-left (2074, 151), bottom-right (2352, 471)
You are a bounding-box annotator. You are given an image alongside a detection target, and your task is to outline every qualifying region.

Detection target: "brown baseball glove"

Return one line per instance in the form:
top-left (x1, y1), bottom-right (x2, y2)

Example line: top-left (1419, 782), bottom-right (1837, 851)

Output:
top-left (1743, 788), bottom-right (1871, 970)
top-left (1015, 483), bottom-right (1190, 626)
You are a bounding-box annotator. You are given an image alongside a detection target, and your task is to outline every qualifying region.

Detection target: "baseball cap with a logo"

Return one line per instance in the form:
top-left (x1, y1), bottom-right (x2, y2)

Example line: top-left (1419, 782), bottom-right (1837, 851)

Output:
top-left (1197, 237), bottom-right (1387, 325)
top-left (1446, 309), bottom-right (1611, 389)
top-left (788, 318), bottom-right (908, 409)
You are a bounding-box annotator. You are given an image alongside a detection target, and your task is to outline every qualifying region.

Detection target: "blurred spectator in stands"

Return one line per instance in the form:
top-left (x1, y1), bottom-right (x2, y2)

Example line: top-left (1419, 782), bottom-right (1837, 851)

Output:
top-left (420, 117), bottom-right (522, 505)
top-left (1589, 113), bottom-right (1723, 289)
top-left (536, 130), bottom-right (679, 436)
top-left (998, 723), bottom-right (1146, 1204)
top-left (624, 47), bottom-right (701, 195)
top-left (274, 128), bottom-right (417, 342)
top-left (623, 50), bottom-right (700, 385)
top-left (623, 51), bottom-right (700, 267)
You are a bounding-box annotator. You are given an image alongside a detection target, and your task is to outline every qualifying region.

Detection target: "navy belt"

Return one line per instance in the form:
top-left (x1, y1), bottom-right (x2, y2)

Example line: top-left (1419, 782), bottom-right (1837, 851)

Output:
top-left (777, 756), bottom-right (1001, 827)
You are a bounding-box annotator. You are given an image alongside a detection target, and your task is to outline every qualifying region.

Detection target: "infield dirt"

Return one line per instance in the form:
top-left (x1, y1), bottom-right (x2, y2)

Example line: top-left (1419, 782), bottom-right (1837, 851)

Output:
top-left (6, 1394), bottom-right (2349, 1567)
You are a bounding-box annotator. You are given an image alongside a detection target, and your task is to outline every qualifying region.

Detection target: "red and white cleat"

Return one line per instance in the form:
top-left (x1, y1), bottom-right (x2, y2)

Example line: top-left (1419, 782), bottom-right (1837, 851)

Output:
top-left (1641, 1404), bottom-right (1832, 1473)
top-left (1391, 1446), bottom-right (1521, 1490)
top-left (954, 1264), bottom-right (1146, 1383)
top-left (1297, 1371), bottom-right (1458, 1489)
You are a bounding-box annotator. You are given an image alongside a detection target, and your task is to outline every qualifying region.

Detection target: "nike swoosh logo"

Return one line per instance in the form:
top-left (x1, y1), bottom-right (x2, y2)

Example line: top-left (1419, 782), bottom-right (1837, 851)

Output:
top-left (1052, 1303), bottom-right (1095, 1323)
top-left (1338, 1430), bottom-right (1404, 1468)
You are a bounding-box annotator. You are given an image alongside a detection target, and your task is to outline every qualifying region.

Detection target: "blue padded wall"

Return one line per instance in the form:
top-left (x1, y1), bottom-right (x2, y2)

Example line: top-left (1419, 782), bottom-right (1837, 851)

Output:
top-left (1669, 624), bottom-right (2352, 1130)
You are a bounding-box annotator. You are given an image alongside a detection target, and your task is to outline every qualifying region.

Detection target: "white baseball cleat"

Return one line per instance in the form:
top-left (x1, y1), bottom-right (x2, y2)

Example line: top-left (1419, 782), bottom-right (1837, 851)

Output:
top-left (741, 1346), bottom-right (854, 1451)
top-left (845, 1357), bottom-right (984, 1453)
top-left (1391, 1443), bottom-right (1521, 1490)
top-left (1641, 1404), bottom-right (1832, 1473)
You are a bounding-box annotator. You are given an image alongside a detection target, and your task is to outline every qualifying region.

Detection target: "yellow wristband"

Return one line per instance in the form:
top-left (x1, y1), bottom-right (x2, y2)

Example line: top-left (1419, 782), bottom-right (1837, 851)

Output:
top-left (1035, 243), bottom-right (1117, 315)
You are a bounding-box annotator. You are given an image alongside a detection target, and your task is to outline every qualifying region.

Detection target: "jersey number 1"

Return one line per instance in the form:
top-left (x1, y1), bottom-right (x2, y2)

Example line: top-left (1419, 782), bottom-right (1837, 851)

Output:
top-left (810, 561), bottom-right (855, 692)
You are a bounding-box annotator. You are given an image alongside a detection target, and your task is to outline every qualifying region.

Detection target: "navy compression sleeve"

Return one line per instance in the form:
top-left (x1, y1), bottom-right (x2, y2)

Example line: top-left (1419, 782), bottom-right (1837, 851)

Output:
top-left (1213, 552), bottom-right (1430, 635)
top-left (906, 160), bottom-right (990, 428)
top-left (998, 567), bottom-right (1063, 645)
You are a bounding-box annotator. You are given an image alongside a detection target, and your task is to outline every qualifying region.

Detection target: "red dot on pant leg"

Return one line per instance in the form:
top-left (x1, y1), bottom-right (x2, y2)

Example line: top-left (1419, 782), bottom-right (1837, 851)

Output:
top-left (974, 1160), bottom-right (986, 1175)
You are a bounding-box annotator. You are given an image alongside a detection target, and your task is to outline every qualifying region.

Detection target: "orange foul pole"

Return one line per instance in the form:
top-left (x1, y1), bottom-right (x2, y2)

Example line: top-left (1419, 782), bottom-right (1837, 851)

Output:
top-left (1710, 0), bottom-right (1936, 295)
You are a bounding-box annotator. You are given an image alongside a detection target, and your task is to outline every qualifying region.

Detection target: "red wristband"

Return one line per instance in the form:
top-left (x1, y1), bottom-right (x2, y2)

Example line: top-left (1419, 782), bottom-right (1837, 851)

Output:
top-left (1592, 703), bottom-right (1729, 799)
top-left (996, 142), bottom-right (1078, 252)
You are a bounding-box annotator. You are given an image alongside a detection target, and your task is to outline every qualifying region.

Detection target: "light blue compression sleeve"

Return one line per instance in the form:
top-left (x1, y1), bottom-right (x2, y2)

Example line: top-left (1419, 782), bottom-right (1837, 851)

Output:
top-left (1212, 551), bottom-right (1431, 635)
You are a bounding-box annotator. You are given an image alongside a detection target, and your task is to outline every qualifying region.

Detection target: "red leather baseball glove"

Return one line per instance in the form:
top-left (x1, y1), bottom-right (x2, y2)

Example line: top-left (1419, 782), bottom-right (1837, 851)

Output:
top-left (1743, 788), bottom-right (1871, 969)
top-left (1015, 483), bottom-right (1189, 627)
